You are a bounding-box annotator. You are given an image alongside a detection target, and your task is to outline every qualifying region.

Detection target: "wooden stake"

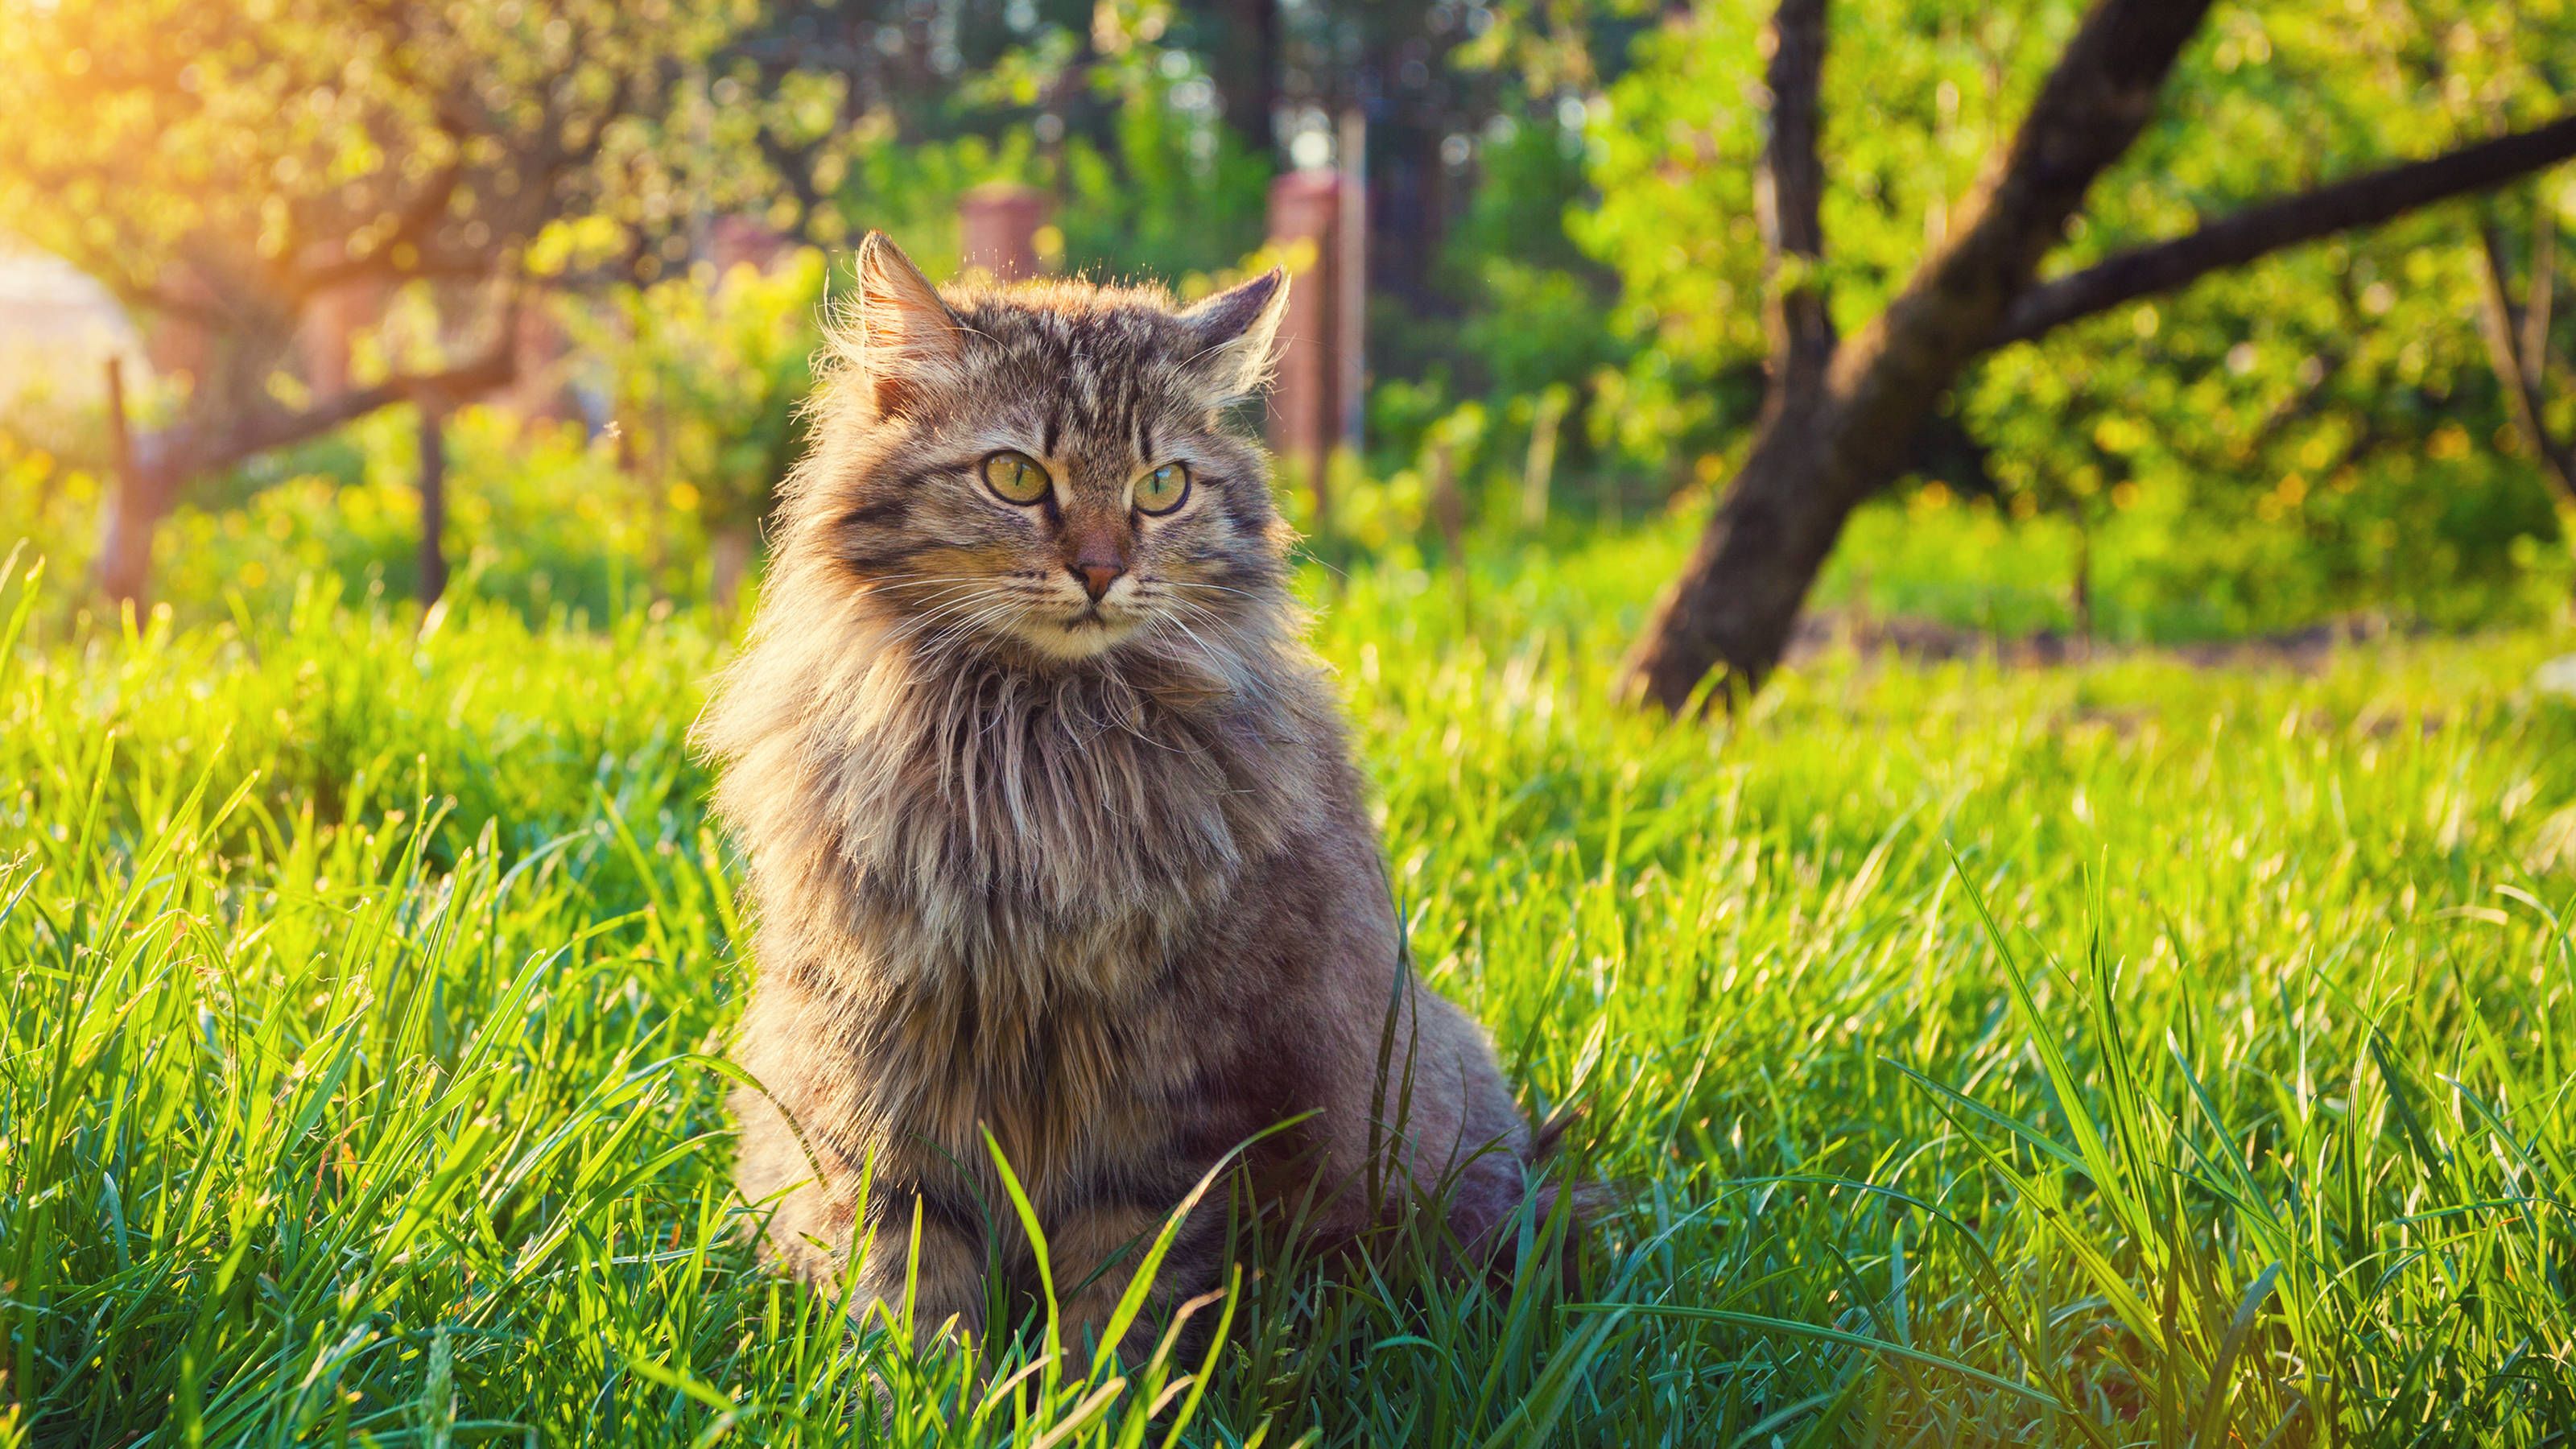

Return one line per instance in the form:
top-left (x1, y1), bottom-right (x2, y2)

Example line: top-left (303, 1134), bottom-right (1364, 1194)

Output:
top-left (418, 400), bottom-right (448, 605)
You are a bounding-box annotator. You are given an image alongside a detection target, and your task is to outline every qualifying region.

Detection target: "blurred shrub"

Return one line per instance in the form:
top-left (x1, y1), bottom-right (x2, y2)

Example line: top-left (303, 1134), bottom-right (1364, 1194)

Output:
top-left (1055, 35), bottom-right (1269, 282)
top-left (569, 250), bottom-right (826, 600)
top-left (0, 439), bottom-right (102, 589)
top-left (167, 409), bottom-right (654, 622)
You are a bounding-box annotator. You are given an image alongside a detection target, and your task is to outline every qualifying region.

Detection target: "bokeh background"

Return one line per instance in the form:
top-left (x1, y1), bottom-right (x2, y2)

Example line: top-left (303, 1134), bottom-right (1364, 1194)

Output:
top-left (3, 0), bottom-right (2571, 648)
top-left (10, 3), bottom-right (2576, 1445)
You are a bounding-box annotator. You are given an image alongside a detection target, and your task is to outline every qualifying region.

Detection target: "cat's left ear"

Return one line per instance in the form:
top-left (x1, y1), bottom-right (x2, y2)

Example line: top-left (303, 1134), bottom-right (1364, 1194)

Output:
top-left (1177, 268), bottom-right (1289, 407)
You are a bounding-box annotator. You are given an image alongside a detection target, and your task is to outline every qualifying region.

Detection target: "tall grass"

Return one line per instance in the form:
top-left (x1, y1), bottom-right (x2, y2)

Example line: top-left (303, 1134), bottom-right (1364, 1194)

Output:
top-left (5, 535), bottom-right (2575, 1445)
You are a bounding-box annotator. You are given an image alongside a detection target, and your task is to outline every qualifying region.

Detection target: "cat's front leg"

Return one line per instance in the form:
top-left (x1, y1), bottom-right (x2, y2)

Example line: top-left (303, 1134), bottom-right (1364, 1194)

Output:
top-left (1046, 1196), bottom-right (1228, 1364)
top-left (848, 1186), bottom-right (993, 1346)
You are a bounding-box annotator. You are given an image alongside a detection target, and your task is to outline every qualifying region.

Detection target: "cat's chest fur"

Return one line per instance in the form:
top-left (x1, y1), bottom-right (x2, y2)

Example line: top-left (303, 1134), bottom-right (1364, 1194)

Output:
top-left (746, 647), bottom-right (1331, 1181)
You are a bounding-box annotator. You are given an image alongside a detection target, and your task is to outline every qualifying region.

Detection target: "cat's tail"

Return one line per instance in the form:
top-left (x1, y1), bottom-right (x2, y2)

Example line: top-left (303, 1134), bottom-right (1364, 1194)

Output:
top-left (1451, 1106), bottom-right (1615, 1294)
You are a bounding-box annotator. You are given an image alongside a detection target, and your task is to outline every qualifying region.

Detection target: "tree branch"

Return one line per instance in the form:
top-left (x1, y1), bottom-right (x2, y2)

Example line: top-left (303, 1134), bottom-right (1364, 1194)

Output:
top-left (175, 340), bottom-right (517, 481)
top-left (1992, 110), bottom-right (2576, 345)
top-left (2524, 208), bottom-right (2557, 387)
top-left (2475, 213), bottom-right (2576, 504)
top-left (1816, 0), bottom-right (2216, 476)
top-left (289, 157), bottom-right (469, 297)
top-left (1757, 0), bottom-right (1833, 402)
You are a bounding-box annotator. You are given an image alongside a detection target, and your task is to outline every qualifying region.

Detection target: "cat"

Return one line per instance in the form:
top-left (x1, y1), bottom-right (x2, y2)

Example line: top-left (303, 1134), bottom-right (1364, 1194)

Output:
top-left (693, 232), bottom-right (1561, 1353)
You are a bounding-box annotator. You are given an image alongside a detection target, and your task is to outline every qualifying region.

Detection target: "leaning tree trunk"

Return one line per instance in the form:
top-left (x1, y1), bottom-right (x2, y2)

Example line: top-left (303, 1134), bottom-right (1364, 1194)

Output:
top-left (95, 463), bottom-right (180, 613)
top-left (1623, 0), bottom-right (2218, 712)
top-left (1620, 0), bottom-right (2576, 714)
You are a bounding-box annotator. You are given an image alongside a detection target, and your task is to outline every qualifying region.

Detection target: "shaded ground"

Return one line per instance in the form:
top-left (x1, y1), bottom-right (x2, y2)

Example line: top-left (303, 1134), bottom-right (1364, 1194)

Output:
top-left (1785, 606), bottom-right (2413, 671)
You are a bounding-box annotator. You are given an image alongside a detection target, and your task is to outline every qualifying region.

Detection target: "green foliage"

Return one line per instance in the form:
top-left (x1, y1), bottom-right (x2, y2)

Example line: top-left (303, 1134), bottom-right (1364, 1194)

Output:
top-left (1575, 0), bottom-right (2576, 625)
top-left (1822, 489), bottom-right (2576, 641)
top-left (1368, 101), bottom-right (1650, 513)
top-left (0, 0), bottom-right (761, 305)
top-left (570, 250), bottom-right (828, 537)
top-left (8, 535), bottom-right (2576, 1441)
top-left (1052, 35), bottom-right (1271, 283)
top-left (819, 9), bottom-right (1269, 287)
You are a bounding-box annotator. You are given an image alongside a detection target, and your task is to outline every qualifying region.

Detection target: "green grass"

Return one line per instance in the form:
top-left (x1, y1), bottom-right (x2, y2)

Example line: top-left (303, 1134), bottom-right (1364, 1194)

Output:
top-left (7, 531), bottom-right (2576, 1446)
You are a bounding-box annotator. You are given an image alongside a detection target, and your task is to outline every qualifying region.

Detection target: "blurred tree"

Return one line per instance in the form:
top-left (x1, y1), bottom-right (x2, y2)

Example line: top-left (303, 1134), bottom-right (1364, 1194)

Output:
top-left (0, 0), bottom-right (765, 605)
top-left (1203, 0), bottom-right (1282, 157)
top-left (1597, 0), bottom-right (2576, 712)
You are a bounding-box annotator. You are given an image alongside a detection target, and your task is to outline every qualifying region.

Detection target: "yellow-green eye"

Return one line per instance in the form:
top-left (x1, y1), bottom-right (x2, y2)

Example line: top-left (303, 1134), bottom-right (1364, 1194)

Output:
top-left (1136, 461), bottom-right (1191, 515)
top-left (980, 450), bottom-right (1051, 505)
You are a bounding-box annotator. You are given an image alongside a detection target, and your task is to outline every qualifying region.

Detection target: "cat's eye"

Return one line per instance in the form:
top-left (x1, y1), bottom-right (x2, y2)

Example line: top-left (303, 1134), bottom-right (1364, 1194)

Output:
top-left (980, 450), bottom-right (1052, 506)
top-left (1135, 461), bottom-right (1191, 515)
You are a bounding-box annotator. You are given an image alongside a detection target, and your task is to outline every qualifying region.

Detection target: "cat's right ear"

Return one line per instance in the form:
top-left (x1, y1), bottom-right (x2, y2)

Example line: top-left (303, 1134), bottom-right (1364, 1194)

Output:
top-left (834, 232), bottom-right (968, 418)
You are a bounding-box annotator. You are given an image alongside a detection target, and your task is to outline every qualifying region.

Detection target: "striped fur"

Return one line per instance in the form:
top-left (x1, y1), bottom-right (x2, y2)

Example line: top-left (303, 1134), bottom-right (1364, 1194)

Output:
top-left (694, 233), bottom-right (1549, 1351)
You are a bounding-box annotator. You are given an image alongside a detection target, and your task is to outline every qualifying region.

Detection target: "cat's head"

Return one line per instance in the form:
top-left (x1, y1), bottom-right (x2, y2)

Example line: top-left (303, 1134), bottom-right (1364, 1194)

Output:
top-left (783, 232), bottom-right (1294, 670)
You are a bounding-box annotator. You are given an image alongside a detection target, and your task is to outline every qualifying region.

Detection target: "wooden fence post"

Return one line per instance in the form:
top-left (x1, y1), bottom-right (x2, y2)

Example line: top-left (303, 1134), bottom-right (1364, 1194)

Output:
top-left (418, 398), bottom-right (449, 606)
top-left (1335, 107), bottom-right (1368, 456)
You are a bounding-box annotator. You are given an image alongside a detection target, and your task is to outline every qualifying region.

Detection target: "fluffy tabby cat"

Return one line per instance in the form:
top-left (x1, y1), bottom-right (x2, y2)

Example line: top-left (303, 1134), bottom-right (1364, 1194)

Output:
top-left (695, 233), bottom-right (1556, 1348)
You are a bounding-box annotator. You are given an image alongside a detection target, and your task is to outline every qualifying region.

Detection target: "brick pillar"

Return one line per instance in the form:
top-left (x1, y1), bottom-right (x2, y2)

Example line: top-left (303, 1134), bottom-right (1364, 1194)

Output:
top-left (959, 183), bottom-right (1047, 283)
top-left (1266, 169), bottom-right (1342, 520)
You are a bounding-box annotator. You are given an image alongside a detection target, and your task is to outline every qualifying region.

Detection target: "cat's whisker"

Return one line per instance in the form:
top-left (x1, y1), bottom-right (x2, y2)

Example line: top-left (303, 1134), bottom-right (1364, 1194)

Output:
top-left (857, 572), bottom-right (996, 597)
top-left (877, 592), bottom-right (991, 639)
top-left (908, 598), bottom-right (1031, 658)
top-left (864, 580), bottom-right (993, 617)
top-left (1158, 580), bottom-right (1262, 601)
top-left (1145, 611), bottom-right (1234, 685)
top-left (883, 601), bottom-right (1013, 657)
top-left (880, 589), bottom-right (995, 625)
top-left (1159, 597), bottom-right (1243, 650)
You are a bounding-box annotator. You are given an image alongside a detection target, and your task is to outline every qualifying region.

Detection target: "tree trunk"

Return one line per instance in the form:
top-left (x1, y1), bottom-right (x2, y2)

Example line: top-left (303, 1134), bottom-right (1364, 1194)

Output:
top-left (96, 357), bottom-right (176, 612)
top-left (418, 402), bottom-right (451, 606)
top-left (95, 517), bottom-right (168, 619)
top-left (1628, 0), bottom-right (2217, 710)
top-left (96, 463), bottom-right (180, 615)
top-left (1621, 0), bottom-right (2576, 714)
top-left (1620, 0), bottom-right (1839, 708)
top-left (1213, 0), bottom-right (1278, 159)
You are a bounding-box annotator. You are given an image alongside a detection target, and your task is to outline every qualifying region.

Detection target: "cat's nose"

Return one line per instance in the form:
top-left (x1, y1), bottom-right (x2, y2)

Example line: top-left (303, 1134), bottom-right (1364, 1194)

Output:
top-left (1074, 560), bottom-right (1125, 600)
